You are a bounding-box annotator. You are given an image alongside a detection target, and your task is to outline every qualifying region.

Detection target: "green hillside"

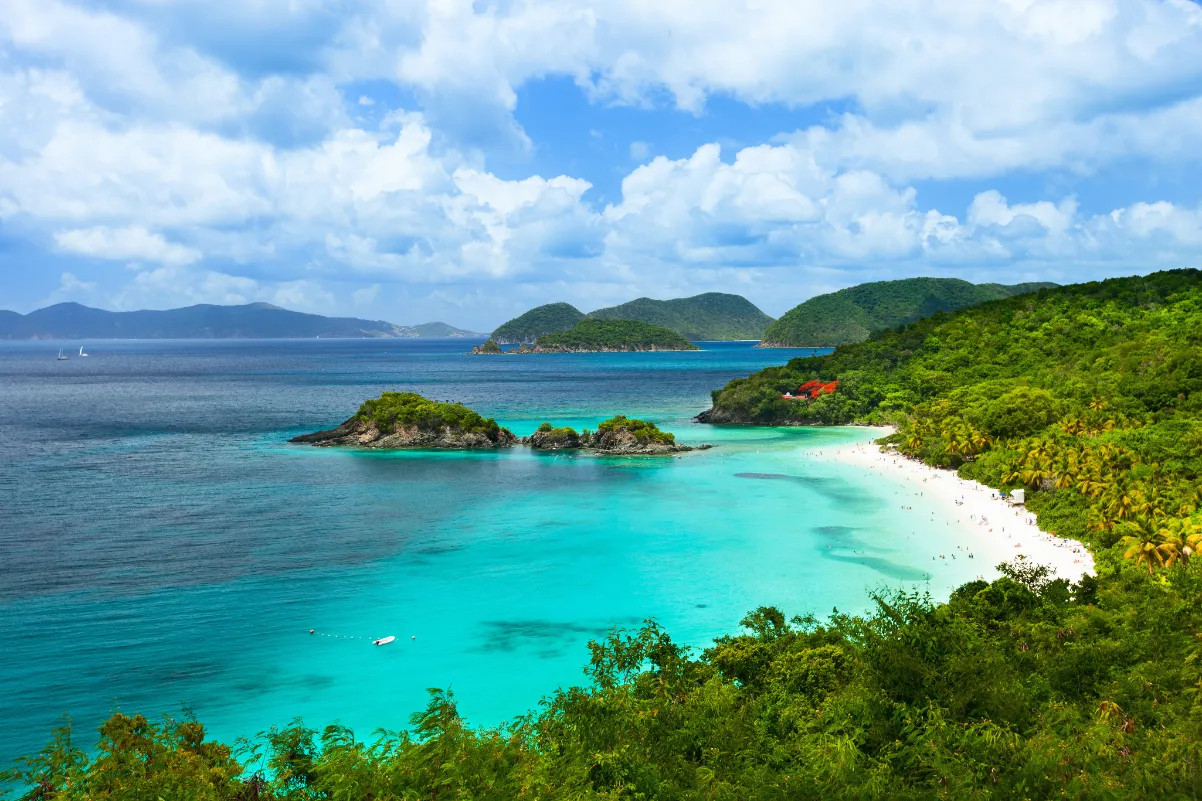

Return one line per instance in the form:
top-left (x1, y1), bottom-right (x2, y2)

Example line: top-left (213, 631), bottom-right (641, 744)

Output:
top-left (491, 302), bottom-right (585, 344)
top-left (534, 319), bottom-right (699, 352)
top-left (760, 277), bottom-right (1056, 347)
top-left (586, 292), bottom-right (774, 340)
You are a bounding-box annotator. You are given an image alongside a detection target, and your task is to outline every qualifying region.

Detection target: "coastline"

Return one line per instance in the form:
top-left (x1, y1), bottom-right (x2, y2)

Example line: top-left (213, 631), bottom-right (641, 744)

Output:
top-left (809, 426), bottom-right (1095, 585)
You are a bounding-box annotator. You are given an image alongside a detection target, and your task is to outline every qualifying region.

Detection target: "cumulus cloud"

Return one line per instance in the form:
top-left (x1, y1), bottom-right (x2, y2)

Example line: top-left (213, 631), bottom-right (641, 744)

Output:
top-left (54, 226), bottom-right (202, 266)
top-left (2, 0), bottom-right (1202, 324)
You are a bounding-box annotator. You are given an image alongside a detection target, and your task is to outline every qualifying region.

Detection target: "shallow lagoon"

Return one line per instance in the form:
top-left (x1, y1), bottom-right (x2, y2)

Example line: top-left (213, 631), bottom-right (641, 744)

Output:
top-left (0, 339), bottom-right (986, 761)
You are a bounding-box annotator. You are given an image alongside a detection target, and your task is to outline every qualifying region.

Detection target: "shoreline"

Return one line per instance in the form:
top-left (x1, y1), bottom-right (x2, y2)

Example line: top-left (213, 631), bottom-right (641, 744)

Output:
top-left (809, 426), bottom-right (1095, 585)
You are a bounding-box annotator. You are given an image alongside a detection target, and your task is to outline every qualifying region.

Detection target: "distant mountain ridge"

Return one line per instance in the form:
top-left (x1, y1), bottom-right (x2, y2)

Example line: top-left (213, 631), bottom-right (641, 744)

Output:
top-left (491, 293), bottom-right (775, 343)
top-left (587, 293), bottom-right (774, 340)
top-left (0, 302), bottom-right (483, 340)
top-left (760, 278), bottom-right (1059, 347)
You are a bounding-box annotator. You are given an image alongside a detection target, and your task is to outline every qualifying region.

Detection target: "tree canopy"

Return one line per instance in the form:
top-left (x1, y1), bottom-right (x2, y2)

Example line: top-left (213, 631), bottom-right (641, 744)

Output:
top-left (355, 392), bottom-right (508, 438)
top-left (534, 319), bottom-right (699, 352)
top-left (587, 293), bottom-right (774, 340)
top-left (491, 303), bottom-right (586, 344)
top-left (759, 277), bottom-right (1056, 347)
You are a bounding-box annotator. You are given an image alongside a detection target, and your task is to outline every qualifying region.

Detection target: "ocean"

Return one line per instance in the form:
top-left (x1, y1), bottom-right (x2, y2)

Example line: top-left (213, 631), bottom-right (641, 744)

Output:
top-left (0, 339), bottom-right (979, 764)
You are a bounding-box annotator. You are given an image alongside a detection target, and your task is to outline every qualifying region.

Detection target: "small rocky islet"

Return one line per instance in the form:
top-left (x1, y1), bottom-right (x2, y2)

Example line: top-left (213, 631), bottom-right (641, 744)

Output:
top-left (290, 392), bottom-right (707, 454)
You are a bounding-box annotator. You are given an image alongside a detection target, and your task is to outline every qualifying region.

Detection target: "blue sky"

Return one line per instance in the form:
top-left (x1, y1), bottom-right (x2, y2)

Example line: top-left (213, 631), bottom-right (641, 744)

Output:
top-left (2, 0), bottom-right (1202, 330)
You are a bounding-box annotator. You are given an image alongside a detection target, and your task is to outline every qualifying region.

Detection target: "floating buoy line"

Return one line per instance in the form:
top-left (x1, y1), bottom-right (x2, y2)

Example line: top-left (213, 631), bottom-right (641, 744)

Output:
top-left (309, 629), bottom-right (416, 646)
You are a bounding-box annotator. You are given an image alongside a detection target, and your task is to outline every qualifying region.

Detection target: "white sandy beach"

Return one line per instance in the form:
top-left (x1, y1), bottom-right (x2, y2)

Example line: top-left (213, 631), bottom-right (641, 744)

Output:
top-left (805, 428), bottom-right (1095, 586)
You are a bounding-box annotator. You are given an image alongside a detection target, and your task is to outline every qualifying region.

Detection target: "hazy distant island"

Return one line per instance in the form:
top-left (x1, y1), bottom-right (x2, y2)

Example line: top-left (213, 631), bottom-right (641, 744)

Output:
top-left (473, 319), bottom-right (700, 354)
top-left (490, 292), bottom-right (774, 345)
top-left (0, 302), bottom-right (483, 340)
top-left (291, 393), bottom-right (705, 454)
top-left (758, 277), bottom-right (1057, 347)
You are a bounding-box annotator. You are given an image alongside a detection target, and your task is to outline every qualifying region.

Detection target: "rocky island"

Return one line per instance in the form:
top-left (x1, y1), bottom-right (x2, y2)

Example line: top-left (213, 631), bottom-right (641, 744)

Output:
top-left (292, 395), bottom-right (707, 454)
top-left (525, 416), bottom-right (707, 454)
top-left (290, 392), bottom-right (518, 449)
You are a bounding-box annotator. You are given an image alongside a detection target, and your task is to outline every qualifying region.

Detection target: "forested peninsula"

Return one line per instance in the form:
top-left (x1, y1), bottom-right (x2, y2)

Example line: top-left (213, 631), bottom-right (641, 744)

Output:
top-left (10, 271), bottom-right (1202, 798)
top-left (759, 277), bottom-right (1056, 347)
top-left (531, 319), bottom-right (699, 352)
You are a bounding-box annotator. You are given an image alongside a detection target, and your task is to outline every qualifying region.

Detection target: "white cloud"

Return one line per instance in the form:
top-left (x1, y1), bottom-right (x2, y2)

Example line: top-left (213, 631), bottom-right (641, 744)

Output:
top-left (54, 226), bottom-right (202, 265)
top-left (4, 0), bottom-right (1202, 324)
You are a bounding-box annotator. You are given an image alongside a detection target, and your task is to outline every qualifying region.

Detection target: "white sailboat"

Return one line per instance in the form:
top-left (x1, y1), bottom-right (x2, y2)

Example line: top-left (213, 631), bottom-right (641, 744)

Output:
top-left (79, 346), bottom-right (88, 357)
top-left (57, 348), bottom-right (68, 361)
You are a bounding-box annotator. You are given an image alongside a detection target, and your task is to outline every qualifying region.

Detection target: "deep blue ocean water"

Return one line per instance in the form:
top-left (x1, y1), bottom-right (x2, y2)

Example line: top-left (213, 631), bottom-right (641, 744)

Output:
top-left (0, 339), bottom-right (978, 764)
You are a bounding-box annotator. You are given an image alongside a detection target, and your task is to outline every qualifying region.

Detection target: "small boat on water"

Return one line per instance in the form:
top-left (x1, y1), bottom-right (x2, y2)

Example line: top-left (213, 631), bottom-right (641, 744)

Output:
top-left (372, 635), bottom-right (396, 646)
top-left (79, 347), bottom-right (88, 357)
top-left (57, 349), bottom-right (68, 361)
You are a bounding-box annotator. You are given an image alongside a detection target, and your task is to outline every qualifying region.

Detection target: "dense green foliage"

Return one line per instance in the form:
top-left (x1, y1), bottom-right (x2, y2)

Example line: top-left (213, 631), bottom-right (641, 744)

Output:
top-left (587, 293), bottom-right (775, 340)
top-left (594, 415), bottom-right (676, 444)
top-left (535, 319), bottom-right (699, 352)
top-left (760, 277), bottom-right (1056, 347)
top-left (475, 338), bottom-right (503, 354)
top-left (14, 270), bottom-right (1202, 798)
top-left (529, 421), bottom-right (582, 449)
top-left (355, 392), bottom-right (508, 438)
top-left (11, 563), bottom-right (1202, 798)
top-left (491, 302), bottom-right (585, 344)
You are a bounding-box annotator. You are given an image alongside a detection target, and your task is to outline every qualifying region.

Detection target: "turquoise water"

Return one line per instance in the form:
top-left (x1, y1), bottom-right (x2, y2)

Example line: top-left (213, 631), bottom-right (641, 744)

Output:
top-left (0, 340), bottom-right (982, 763)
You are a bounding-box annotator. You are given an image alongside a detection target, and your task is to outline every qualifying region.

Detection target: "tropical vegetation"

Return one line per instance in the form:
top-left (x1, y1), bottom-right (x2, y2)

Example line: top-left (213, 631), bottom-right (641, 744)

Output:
top-left (11, 270), bottom-right (1202, 798)
top-left (355, 392), bottom-right (509, 439)
top-left (593, 415), bottom-right (676, 445)
top-left (492, 293), bottom-right (774, 344)
top-left (587, 293), bottom-right (774, 341)
top-left (759, 277), bottom-right (1056, 347)
top-left (491, 303), bottom-right (586, 344)
top-left (534, 319), bottom-right (699, 352)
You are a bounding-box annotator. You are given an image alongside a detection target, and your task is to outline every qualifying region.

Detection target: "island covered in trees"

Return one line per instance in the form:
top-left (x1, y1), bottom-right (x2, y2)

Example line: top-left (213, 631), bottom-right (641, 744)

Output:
top-left (11, 270), bottom-right (1202, 798)
top-left (289, 391), bottom-right (518, 449)
top-left (528, 415), bottom-right (701, 454)
top-left (290, 394), bottom-right (703, 454)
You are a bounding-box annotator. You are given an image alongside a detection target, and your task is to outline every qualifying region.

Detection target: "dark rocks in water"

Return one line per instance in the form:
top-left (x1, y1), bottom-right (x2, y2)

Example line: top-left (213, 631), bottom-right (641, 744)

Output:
top-left (291, 418), bottom-right (518, 449)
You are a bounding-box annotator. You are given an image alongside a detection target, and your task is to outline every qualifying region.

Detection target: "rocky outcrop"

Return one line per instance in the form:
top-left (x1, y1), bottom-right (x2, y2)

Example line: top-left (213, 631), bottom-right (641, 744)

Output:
top-left (584, 428), bottom-right (706, 454)
top-left (290, 418), bottom-right (518, 449)
top-left (522, 417), bottom-right (710, 454)
top-left (525, 425), bottom-right (583, 450)
top-left (695, 407), bottom-right (741, 424)
top-left (471, 338), bottom-right (504, 355)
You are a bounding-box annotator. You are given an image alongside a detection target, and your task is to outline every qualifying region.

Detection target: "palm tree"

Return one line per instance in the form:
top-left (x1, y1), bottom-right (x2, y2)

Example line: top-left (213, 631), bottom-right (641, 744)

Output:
top-left (1155, 518), bottom-right (1202, 568)
top-left (1118, 516), bottom-right (1166, 574)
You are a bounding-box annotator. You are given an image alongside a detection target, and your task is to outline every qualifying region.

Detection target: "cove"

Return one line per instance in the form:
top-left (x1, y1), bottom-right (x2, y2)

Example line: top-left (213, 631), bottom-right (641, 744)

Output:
top-left (0, 339), bottom-right (987, 762)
